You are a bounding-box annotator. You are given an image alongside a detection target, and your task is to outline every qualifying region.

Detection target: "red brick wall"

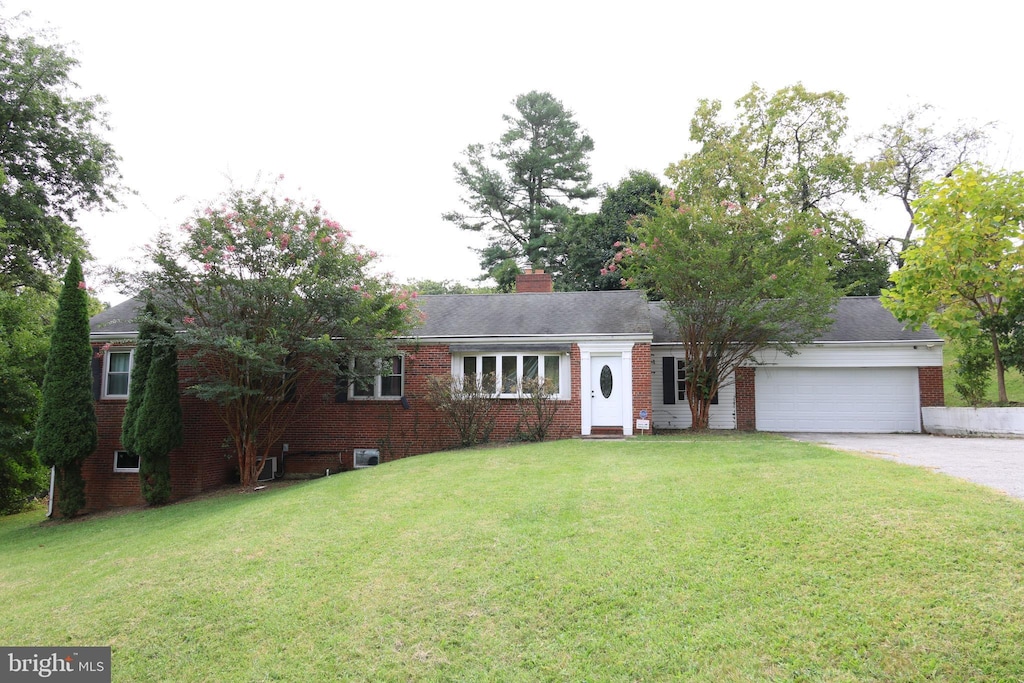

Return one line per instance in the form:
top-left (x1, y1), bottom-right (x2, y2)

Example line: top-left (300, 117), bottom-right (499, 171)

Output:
top-left (79, 341), bottom-right (598, 511)
top-left (632, 344), bottom-right (652, 431)
top-left (735, 367), bottom-right (756, 431)
top-left (919, 366), bottom-right (945, 407)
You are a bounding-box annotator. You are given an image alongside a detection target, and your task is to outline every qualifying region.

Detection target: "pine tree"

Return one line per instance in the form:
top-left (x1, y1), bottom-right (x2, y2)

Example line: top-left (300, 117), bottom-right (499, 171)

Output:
top-left (134, 320), bottom-right (182, 505)
top-left (34, 257), bottom-right (97, 517)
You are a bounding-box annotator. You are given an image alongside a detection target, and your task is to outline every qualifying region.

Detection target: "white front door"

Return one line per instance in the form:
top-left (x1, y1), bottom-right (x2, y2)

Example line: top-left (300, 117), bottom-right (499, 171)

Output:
top-left (591, 356), bottom-right (623, 426)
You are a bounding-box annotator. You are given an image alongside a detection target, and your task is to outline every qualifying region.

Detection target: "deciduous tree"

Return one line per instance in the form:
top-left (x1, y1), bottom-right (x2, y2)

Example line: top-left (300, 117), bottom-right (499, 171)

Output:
top-left (34, 257), bottom-right (96, 517)
top-left (667, 83), bottom-right (887, 294)
top-left (444, 91), bottom-right (596, 286)
top-left (0, 13), bottom-right (123, 291)
top-left (124, 181), bottom-right (414, 489)
top-left (620, 194), bottom-right (840, 430)
top-left (864, 104), bottom-right (990, 267)
top-left (883, 166), bottom-right (1024, 403)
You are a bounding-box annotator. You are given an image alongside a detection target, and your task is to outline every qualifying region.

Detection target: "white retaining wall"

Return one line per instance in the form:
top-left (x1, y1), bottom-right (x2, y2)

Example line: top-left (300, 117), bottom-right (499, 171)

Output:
top-left (922, 407), bottom-right (1024, 437)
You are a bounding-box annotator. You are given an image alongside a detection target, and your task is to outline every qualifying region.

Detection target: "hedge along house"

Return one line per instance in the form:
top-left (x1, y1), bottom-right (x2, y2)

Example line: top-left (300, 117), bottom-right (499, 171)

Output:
top-left (81, 270), bottom-right (942, 513)
top-left (649, 297), bottom-right (945, 432)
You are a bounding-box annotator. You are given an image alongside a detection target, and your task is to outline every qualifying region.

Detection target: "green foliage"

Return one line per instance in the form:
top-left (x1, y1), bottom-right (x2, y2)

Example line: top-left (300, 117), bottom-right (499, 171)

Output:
top-left (123, 181), bottom-right (415, 489)
top-left (405, 278), bottom-right (475, 295)
top-left (134, 316), bottom-right (182, 505)
top-left (621, 193), bottom-right (840, 429)
top-left (444, 91), bottom-right (596, 281)
top-left (667, 83), bottom-right (876, 293)
top-left (120, 303), bottom-right (158, 455)
top-left (0, 288), bottom-right (52, 514)
top-left (0, 14), bottom-right (123, 291)
top-left (556, 170), bottom-right (664, 291)
top-left (34, 257), bottom-right (97, 517)
top-left (883, 166), bottom-right (1024, 402)
top-left (424, 374), bottom-right (498, 448)
top-left (952, 335), bottom-right (994, 406)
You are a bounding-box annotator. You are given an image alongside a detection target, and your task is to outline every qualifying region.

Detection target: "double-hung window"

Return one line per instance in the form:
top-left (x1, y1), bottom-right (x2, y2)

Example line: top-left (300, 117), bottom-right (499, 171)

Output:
top-left (459, 353), bottom-right (564, 398)
top-left (104, 349), bottom-right (133, 398)
top-left (351, 355), bottom-right (404, 399)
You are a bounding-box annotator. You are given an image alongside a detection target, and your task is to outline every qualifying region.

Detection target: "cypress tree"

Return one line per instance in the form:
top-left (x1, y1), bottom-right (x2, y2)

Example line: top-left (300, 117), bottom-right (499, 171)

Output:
top-left (135, 322), bottom-right (182, 505)
top-left (120, 303), bottom-right (158, 455)
top-left (34, 257), bottom-right (97, 517)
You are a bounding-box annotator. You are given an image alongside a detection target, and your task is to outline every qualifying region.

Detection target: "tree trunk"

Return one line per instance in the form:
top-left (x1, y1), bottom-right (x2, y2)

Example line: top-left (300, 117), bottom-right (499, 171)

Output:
top-left (991, 329), bottom-right (1008, 404)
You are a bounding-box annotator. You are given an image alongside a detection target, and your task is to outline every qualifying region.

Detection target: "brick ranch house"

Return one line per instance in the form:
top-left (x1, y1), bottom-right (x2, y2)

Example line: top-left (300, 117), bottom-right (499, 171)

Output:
top-left (78, 270), bottom-right (944, 513)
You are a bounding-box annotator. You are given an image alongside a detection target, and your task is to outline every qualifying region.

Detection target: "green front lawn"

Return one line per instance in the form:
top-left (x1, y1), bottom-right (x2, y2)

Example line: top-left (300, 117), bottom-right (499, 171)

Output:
top-left (4, 436), bottom-right (1024, 681)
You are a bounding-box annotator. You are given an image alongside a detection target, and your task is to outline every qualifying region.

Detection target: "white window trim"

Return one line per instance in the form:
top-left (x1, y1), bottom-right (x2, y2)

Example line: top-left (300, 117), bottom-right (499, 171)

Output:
top-left (454, 352), bottom-right (570, 400)
top-left (349, 354), bottom-right (404, 400)
top-left (113, 450), bottom-right (140, 473)
top-left (103, 348), bottom-right (134, 399)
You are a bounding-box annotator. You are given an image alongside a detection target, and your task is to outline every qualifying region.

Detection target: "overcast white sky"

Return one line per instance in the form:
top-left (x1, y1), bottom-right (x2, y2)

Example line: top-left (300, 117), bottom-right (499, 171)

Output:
top-left (11, 0), bottom-right (1024, 304)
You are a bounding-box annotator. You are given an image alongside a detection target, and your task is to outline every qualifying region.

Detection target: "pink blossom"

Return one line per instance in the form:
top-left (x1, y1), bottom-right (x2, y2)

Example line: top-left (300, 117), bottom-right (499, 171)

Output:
top-left (623, 247), bottom-right (634, 257)
top-left (226, 244), bottom-right (236, 252)
top-left (638, 242), bottom-right (647, 250)
top-left (600, 267), bottom-right (608, 276)
top-left (613, 252), bottom-right (624, 263)
top-left (811, 228), bottom-right (823, 237)
top-left (266, 230), bottom-right (273, 238)
top-left (351, 284), bottom-right (361, 292)
top-left (769, 274), bottom-right (777, 280)
top-left (183, 316), bottom-right (195, 324)
top-left (398, 302), bottom-right (408, 311)
top-left (77, 281), bottom-right (87, 289)
top-left (608, 263), bottom-right (617, 272)
top-left (278, 173), bottom-right (285, 180)
top-left (620, 278), bottom-right (628, 287)
top-left (613, 241), bottom-right (623, 248)
top-left (667, 190), bottom-right (676, 201)
top-left (204, 263), bottom-right (213, 271)
top-left (279, 234), bottom-right (291, 249)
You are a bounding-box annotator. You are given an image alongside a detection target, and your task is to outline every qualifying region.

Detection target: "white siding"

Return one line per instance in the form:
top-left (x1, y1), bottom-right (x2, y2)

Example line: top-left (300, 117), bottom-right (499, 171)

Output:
top-left (651, 351), bottom-right (736, 430)
top-left (752, 343), bottom-right (942, 368)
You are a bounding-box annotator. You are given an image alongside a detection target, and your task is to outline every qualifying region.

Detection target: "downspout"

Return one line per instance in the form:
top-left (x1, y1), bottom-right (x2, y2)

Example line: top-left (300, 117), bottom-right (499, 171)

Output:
top-left (46, 467), bottom-right (55, 518)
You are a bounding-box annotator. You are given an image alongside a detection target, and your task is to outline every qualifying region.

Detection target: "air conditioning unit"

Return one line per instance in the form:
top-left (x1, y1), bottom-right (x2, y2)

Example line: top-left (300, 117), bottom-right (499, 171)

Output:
top-left (257, 456), bottom-right (278, 482)
top-left (353, 449), bottom-right (380, 469)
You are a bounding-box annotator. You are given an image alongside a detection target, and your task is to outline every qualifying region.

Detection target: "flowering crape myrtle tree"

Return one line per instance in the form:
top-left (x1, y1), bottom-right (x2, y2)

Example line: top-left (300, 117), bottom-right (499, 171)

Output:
top-left (617, 193), bottom-right (840, 430)
top-left (129, 182), bottom-right (415, 489)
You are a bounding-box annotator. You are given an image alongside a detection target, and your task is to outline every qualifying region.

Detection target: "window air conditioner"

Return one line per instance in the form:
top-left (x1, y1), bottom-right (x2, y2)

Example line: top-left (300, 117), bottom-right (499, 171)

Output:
top-left (257, 456), bottom-right (278, 482)
top-left (353, 449), bottom-right (380, 468)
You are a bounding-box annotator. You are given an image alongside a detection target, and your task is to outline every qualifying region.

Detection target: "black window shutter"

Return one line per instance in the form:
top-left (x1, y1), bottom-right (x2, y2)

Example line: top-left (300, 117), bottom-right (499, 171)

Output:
top-left (91, 353), bottom-right (103, 400)
top-left (661, 356), bottom-right (675, 405)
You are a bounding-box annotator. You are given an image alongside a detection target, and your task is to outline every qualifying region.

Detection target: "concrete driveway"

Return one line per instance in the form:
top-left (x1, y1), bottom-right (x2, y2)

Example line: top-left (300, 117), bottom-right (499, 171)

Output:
top-left (784, 433), bottom-right (1024, 500)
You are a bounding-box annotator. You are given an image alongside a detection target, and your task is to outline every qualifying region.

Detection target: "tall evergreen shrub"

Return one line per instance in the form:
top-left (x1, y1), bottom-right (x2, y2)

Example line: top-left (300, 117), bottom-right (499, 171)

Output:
top-left (34, 257), bottom-right (97, 517)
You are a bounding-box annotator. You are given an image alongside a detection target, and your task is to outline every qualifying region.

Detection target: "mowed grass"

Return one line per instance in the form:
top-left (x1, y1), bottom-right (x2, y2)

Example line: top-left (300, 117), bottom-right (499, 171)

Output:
top-left (3, 435), bottom-right (1024, 682)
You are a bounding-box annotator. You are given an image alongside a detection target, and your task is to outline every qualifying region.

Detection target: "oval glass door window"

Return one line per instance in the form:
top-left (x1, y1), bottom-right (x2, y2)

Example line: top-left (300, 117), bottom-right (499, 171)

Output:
top-left (599, 365), bottom-right (613, 398)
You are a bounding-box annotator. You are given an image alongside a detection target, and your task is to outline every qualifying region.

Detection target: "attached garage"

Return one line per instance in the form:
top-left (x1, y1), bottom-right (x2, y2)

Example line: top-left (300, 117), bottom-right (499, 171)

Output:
top-left (754, 366), bottom-right (922, 433)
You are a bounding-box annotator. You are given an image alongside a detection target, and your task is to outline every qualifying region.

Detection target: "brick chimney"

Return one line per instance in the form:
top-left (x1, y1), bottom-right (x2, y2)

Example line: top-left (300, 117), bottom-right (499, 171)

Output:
top-left (515, 269), bottom-right (554, 293)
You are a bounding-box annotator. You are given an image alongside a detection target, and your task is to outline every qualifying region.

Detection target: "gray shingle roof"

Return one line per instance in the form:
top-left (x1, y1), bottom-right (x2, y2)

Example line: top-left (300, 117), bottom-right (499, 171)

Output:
top-left (649, 296), bottom-right (941, 344)
top-left (413, 290), bottom-right (651, 339)
top-left (89, 298), bottom-right (145, 337)
top-left (92, 293), bottom-right (940, 344)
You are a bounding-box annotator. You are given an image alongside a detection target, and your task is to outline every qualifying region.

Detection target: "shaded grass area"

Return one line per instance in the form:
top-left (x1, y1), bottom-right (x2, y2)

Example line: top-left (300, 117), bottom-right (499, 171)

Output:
top-left (3, 435), bottom-right (1024, 681)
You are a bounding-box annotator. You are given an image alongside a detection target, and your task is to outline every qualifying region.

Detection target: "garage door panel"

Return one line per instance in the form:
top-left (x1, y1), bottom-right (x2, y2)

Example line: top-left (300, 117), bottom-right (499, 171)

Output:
top-left (755, 367), bottom-right (920, 433)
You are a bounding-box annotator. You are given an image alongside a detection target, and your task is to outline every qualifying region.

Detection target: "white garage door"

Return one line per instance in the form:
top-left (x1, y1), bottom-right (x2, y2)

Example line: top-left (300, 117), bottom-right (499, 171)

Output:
top-left (755, 367), bottom-right (921, 433)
